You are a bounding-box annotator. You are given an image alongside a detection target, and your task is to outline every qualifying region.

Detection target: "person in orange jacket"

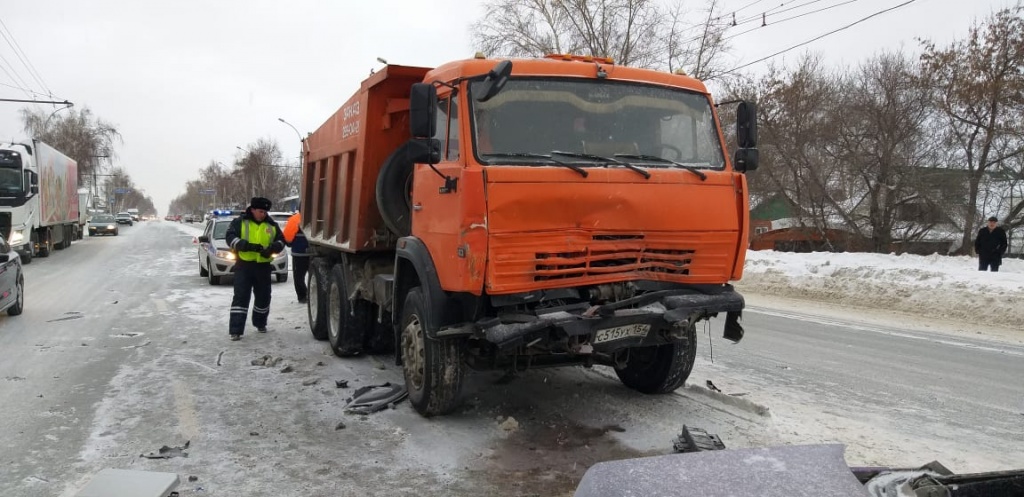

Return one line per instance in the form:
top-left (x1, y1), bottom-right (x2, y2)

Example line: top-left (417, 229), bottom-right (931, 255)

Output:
top-left (283, 211), bottom-right (310, 303)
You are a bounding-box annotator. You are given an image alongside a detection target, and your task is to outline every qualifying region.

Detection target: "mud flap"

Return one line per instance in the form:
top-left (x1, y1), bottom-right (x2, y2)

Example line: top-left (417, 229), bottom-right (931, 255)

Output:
top-left (723, 310), bottom-right (744, 343)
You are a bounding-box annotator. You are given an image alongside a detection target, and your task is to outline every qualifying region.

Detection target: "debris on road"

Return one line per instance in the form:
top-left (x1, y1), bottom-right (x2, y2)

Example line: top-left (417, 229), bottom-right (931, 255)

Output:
top-left (673, 426), bottom-right (725, 453)
top-left (706, 380), bottom-right (722, 392)
top-left (188, 476), bottom-right (199, 482)
top-left (249, 431), bottom-right (259, 436)
top-left (280, 365), bottom-right (294, 373)
top-left (335, 421), bottom-right (346, 430)
top-left (499, 416), bottom-right (520, 433)
top-left (302, 378), bottom-right (319, 386)
top-left (141, 440), bottom-right (190, 459)
top-left (216, 351), bottom-right (224, 366)
top-left (335, 380), bottom-right (349, 388)
top-left (344, 383), bottom-right (407, 415)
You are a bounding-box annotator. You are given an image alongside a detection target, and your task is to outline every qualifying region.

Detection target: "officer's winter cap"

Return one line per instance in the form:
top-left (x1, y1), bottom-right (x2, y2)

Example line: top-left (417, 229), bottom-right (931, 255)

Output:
top-left (250, 197), bottom-right (272, 210)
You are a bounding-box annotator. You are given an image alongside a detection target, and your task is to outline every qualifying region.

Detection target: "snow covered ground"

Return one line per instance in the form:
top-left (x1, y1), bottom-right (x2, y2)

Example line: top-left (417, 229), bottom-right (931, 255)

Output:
top-left (738, 250), bottom-right (1024, 342)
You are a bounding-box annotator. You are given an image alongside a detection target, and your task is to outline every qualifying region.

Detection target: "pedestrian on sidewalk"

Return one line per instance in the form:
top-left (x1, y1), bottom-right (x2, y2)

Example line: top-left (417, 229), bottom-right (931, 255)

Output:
top-left (283, 210), bottom-right (310, 303)
top-left (226, 196), bottom-right (285, 340)
top-left (975, 216), bottom-right (1008, 272)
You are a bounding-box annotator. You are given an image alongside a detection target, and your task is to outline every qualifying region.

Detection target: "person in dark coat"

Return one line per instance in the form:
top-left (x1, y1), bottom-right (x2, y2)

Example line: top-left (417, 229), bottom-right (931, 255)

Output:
top-left (975, 216), bottom-right (1008, 272)
top-left (283, 211), bottom-right (310, 303)
top-left (225, 197), bottom-right (286, 340)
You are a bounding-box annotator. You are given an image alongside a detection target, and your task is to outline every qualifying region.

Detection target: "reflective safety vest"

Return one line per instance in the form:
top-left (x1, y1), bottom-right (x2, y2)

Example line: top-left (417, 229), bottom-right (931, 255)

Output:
top-left (237, 219), bottom-right (277, 263)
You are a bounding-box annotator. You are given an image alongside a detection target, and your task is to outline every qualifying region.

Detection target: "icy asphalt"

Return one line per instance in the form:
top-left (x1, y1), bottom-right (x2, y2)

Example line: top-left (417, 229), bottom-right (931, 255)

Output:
top-left (0, 221), bottom-right (1021, 496)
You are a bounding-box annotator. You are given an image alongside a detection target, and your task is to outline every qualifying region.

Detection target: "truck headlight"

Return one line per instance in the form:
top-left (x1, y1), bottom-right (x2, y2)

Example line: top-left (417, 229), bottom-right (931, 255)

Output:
top-left (9, 230), bottom-right (23, 245)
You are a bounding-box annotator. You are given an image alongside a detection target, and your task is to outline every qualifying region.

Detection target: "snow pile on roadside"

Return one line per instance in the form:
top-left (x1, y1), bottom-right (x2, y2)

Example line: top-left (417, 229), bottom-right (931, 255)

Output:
top-left (738, 250), bottom-right (1024, 329)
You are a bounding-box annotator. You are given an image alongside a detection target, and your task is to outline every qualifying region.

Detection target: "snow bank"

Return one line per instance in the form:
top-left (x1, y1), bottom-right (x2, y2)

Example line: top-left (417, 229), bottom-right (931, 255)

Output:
top-left (738, 251), bottom-right (1024, 330)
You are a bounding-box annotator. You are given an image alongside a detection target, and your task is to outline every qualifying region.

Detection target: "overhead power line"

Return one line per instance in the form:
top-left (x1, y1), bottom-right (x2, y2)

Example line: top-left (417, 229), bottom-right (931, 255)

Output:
top-left (0, 18), bottom-right (51, 96)
top-left (723, 0), bottom-right (863, 42)
top-left (723, 0), bottom-right (919, 75)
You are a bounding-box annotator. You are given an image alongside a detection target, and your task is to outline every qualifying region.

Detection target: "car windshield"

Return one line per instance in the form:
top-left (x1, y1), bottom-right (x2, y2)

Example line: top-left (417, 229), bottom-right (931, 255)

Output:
top-left (212, 220), bottom-right (233, 239)
top-left (91, 215), bottom-right (116, 223)
top-left (470, 78), bottom-right (725, 169)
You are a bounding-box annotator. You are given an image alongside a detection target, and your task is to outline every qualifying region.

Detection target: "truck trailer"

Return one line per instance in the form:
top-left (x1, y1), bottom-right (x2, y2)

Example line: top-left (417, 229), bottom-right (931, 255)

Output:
top-left (300, 55), bottom-right (759, 416)
top-left (0, 139), bottom-right (81, 263)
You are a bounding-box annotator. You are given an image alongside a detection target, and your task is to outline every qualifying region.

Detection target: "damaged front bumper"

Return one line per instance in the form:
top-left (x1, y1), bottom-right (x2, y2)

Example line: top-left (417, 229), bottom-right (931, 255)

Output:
top-left (448, 286), bottom-right (746, 351)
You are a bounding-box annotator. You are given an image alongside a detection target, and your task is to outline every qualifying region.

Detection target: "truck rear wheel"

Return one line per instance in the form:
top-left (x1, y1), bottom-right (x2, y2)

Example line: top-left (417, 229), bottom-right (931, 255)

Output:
top-left (307, 259), bottom-right (329, 341)
top-left (327, 264), bottom-right (372, 356)
top-left (400, 287), bottom-right (465, 417)
top-left (615, 324), bottom-right (697, 394)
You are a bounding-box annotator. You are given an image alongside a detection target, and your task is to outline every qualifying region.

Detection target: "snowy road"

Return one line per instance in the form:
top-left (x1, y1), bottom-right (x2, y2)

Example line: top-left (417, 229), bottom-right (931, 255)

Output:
top-left (1, 221), bottom-right (1021, 496)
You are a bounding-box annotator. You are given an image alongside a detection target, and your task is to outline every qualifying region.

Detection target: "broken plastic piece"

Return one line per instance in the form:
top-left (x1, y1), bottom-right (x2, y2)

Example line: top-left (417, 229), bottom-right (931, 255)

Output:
top-left (140, 440), bottom-right (190, 459)
top-left (673, 426), bottom-right (725, 453)
top-left (344, 382), bottom-right (407, 415)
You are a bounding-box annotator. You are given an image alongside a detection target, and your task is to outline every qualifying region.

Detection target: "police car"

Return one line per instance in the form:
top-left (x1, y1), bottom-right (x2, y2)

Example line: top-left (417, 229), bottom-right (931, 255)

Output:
top-left (196, 210), bottom-right (288, 285)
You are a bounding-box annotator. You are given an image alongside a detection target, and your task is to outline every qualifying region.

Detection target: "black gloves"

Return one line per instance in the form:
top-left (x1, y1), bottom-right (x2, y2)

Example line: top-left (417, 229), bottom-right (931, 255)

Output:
top-left (236, 240), bottom-right (261, 252)
top-left (260, 241), bottom-right (285, 258)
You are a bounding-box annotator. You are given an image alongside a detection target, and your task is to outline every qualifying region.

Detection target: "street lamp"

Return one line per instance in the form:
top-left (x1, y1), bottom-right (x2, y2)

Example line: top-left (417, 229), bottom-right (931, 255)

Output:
top-left (277, 117), bottom-right (306, 169)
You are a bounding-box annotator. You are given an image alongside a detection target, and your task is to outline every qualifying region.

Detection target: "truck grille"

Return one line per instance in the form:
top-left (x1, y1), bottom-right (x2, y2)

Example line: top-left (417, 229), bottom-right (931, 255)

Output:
top-left (535, 243), bottom-right (694, 281)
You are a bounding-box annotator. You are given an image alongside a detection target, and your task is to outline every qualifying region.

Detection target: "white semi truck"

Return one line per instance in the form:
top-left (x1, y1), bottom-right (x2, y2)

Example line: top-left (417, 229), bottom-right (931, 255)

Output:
top-left (0, 139), bottom-right (81, 263)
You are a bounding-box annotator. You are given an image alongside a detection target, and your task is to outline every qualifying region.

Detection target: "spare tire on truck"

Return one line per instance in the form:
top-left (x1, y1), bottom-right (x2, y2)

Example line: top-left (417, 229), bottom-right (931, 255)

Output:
top-left (376, 140), bottom-right (439, 237)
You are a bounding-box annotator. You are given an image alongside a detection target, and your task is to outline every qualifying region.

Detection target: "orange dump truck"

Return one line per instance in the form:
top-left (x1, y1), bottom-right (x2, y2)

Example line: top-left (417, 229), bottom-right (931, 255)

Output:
top-left (301, 55), bottom-right (759, 416)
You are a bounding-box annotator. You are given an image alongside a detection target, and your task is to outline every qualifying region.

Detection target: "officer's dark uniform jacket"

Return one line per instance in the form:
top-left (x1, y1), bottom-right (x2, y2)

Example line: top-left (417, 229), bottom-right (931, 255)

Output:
top-left (225, 209), bottom-right (285, 335)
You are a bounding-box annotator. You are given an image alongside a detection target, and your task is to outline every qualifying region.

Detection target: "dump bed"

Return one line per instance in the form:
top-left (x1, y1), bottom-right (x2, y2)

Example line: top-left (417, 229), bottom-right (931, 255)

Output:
top-left (301, 65), bottom-right (431, 253)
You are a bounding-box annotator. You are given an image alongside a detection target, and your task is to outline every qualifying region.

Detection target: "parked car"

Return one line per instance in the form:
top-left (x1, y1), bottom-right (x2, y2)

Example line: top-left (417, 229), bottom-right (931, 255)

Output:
top-left (88, 214), bottom-right (119, 236)
top-left (0, 235), bottom-right (24, 316)
top-left (115, 212), bottom-right (133, 226)
top-left (197, 214), bottom-right (288, 285)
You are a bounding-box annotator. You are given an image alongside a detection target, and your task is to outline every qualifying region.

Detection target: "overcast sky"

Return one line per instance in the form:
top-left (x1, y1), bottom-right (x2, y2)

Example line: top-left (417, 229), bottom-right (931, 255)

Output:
top-left (0, 0), bottom-right (1012, 213)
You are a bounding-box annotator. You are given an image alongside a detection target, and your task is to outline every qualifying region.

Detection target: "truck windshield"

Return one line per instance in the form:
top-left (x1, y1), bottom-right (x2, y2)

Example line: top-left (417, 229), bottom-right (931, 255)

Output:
top-left (470, 78), bottom-right (725, 170)
top-left (0, 151), bottom-right (24, 194)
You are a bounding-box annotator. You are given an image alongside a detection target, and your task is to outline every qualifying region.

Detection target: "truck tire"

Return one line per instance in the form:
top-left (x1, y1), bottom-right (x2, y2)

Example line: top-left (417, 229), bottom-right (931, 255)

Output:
top-left (327, 264), bottom-right (372, 357)
top-left (6, 275), bottom-right (23, 316)
top-left (307, 259), bottom-right (330, 340)
top-left (615, 324), bottom-right (697, 394)
top-left (38, 229), bottom-right (51, 258)
top-left (375, 142), bottom-right (417, 237)
top-left (400, 287), bottom-right (465, 417)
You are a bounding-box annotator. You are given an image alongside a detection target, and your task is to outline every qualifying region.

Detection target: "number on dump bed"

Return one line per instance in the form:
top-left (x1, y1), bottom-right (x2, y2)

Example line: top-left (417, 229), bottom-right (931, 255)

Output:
top-left (594, 324), bottom-right (651, 344)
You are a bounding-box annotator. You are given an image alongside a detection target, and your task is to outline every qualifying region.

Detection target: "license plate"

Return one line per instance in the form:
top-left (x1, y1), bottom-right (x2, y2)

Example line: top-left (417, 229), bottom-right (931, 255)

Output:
top-left (594, 324), bottom-right (651, 344)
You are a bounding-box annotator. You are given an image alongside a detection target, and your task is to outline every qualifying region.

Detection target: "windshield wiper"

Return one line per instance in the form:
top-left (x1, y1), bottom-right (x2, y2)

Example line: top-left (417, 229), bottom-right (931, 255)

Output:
top-left (613, 154), bottom-right (708, 181)
top-left (480, 152), bottom-right (589, 177)
top-left (550, 151), bottom-right (651, 179)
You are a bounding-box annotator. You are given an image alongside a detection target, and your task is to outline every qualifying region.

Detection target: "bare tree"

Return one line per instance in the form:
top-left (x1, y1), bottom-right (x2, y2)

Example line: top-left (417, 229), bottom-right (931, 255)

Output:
top-left (471, 0), bottom-right (731, 79)
top-left (831, 52), bottom-right (939, 252)
top-left (19, 106), bottom-right (122, 181)
top-left (919, 4), bottom-right (1024, 254)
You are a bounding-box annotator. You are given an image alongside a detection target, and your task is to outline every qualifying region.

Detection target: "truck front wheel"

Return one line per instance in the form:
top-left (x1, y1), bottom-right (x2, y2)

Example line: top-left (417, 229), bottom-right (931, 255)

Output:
top-left (615, 324), bottom-right (697, 394)
top-left (327, 264), bottom-right (372, 357)
top-left (400, 287), bottom-right (465, 417)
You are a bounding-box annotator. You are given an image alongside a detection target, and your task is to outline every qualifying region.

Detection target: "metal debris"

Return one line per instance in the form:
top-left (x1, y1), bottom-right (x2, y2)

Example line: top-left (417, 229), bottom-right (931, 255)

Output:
top-left (280, 365), bottom-right (294, 373)
top-left (302, 378), bottom-right (319, 386)
top-left (335, 380), bottom-right (349, 388)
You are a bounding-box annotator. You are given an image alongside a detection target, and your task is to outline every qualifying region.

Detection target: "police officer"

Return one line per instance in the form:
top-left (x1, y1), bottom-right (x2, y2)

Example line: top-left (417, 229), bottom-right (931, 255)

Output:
top-left (226, 197), bottom-right (285, 340)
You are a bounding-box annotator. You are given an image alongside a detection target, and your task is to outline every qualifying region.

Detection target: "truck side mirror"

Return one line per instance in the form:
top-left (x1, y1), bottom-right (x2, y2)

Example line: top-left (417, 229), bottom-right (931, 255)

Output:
top-left (734, 148), bottom-right (759, 172)
top-left (475, 60), bottom-right (513, 103)
top-left (736, 101), bottom-right (758, 148)
top-left (410, 83), bottom-right (437, 139)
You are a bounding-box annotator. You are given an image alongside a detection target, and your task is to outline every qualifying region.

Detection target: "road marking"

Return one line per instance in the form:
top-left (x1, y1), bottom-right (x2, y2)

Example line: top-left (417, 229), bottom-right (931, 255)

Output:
top-left (747, 307), bottom-right (1024, 357)
top-left (173, 380), bottom-right (200, 441)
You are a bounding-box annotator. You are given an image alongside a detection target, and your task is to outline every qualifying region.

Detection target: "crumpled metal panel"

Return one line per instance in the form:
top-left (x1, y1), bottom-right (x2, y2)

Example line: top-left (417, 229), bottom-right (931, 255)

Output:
top-left (574, 444), bottom-right (870, 497)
